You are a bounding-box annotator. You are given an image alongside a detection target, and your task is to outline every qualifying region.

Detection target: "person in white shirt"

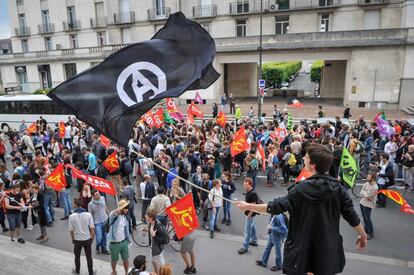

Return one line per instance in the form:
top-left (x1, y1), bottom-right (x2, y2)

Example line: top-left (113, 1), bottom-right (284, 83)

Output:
top-left (69, 198), bottom-right (95, 275)
top-left (384, 136), bottom-right (398, 163)
top-left (208, 179), bottom-right (223, 239)
top-left (64, 124), bottom-right (72, 150)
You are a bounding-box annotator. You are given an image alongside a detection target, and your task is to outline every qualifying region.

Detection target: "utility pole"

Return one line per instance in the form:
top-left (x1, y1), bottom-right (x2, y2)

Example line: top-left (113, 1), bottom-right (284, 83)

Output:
top-left (257, 0), bottom-right (263, 120)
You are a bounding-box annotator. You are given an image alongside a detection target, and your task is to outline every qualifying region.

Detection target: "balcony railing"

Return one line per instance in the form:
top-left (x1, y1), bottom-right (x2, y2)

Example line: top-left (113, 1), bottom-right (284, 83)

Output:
top-left (148, 7), bottom-right (170, 21)
top-left (358, 0), bottom-right (388, 5)
top-left (63, 20), bottom-right (81, 31)
top-left (113, 12), bottom-right (135, 24)
top-left (193, 5), bottom-right (217, 18)
top-left (14, 26), bottom-right (30, 36)
top-left (229, 0), bottom-right (341, 14)
top-left (38, 23), bottom-right (55, 34)
top-left (90, 17), bottom-right (107, 28)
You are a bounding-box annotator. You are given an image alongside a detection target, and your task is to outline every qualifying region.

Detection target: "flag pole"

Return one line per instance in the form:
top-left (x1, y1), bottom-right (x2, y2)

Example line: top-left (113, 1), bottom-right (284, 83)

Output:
top-left (133, 150), bottom-right (268, 215)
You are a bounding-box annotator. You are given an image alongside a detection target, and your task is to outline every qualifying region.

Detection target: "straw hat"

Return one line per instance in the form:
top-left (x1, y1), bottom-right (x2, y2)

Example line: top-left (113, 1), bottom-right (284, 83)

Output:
top-left (116, 199), bottom-right (130, 211)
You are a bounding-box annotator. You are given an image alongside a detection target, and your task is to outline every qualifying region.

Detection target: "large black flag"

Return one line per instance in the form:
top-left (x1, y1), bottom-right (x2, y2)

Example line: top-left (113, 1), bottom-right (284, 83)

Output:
top-left (48, 12), bottom-right (219, 147)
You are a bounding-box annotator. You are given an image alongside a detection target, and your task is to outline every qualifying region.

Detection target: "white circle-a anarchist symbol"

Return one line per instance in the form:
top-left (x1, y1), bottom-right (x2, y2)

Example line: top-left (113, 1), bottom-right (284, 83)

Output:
top-left (116, 62), bottom-right (167, 107)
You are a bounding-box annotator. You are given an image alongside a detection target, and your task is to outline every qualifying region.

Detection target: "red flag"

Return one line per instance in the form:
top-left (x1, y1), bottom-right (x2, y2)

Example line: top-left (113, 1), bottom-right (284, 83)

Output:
top-left (166, 193), bottom-right (199, 239)
top-left (188, 102), bottom-right (204, 118)
top-left (287, 97), bottom-right (304, 108)
top-left (401, 200), bottom-right (414, 215)
top-left (230, 127), bottom-right (250, 156)
top-left (103, 151), bottom-right (119, 173)
top-left (377, 190), bottom-right (404, 205)
top-left (59, 121), bottom-right (65, 139)
top-left (153, 109), bottom-right (164, 128)
top-left (27, 123), bottom-right (37, 134)
top-left (295, 168), bottom-right (313, 183)
top-left (166, 98), bottom-right (179, 113)
top-left (67, 164), bottom-right (117, 195)
top-left (216, 111), bottom-right (227, 128)
top-left (100, 134), bottom-right (110, 148)
top-left (186, 111), bottom-right (195, 125)
top-left (45, 163), bottom-right (66, 191)
top-left (257, 142), bottom-right (266, 171)
top-left (271, 127), bottom-right (288, 144)
top-left (143, 110), bottom-right (155, 127)
top-left (194, 92), bottom-right (204, 105)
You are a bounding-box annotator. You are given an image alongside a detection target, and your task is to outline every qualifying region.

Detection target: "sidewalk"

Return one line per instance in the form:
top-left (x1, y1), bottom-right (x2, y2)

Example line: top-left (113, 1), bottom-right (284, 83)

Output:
top-left (176, 96), bottom-right (412, 121)
top-left (1, 233), bottom-right (413, 275)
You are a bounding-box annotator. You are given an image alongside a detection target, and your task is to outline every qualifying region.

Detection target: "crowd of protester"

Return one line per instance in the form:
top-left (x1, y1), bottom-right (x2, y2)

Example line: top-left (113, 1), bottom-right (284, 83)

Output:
top-left (0, 103), bottom-right (414, 274)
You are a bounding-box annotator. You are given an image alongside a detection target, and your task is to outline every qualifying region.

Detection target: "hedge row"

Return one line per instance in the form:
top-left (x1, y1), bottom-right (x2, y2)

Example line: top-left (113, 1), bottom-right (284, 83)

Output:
top-left (310, 60), bottom-right (324, 83)
top-left (262, 61), bottom-right (302, 87)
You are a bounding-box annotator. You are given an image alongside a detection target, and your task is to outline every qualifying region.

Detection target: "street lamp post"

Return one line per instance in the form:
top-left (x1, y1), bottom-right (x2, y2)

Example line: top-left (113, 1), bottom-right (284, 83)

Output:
top-left (257, 0), bottom-right (263, 120)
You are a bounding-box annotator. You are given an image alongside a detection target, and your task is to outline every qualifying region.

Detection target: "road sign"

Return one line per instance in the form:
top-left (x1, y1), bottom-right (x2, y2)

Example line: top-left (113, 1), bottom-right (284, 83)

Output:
top-left (4, 86), bottom-right (22, 94)
top-left (259, 88), bottom-right (265, 97)
top-left (259, 79), bottom-right (265, 89)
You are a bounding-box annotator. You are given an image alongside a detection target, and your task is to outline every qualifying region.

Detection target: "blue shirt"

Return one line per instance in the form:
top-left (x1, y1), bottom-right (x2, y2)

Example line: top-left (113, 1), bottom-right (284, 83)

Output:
top-left (166, 168), bottom-right (177, 190)
top-left (88, 153), bottom-right (97, 170)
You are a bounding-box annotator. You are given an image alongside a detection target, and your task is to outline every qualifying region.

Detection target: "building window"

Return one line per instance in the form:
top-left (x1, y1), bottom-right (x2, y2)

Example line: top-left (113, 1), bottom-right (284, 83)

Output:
top-left (121, 28), bottom-right (131, 44)
top-left (364, 10), bottom-right (380, 30)
top-left (278, 0), bottom-right (290, 10)
top-left (15, 66), bottom-right (28, 85)
top-left (64, 63), bottom-right (77, 80)
top-left (18, 13), bottom-right (26, 28)
top-left (319, 0), bottom-right (334, 7)
top-left (67, 6), bottom-right (76, 23)
top-left (44, 37), bottom-right (52, 51)
top-left (236, 19), bottom-right (246, 37)
top-left (70, 34), bottom-right (78, 48)
top-left (16, 0), bottom-right (24, 5)
top-left (275, 16), bottom-right (289, 35)
top-left (200, 22), bottom-right (211, 33)
top-left (320, 14), bottom-right (330, 32)
top-left (97, 31), bottom-right (106, 47)
top-left (154, 0), bottom-right (166, 16)
top-left (21, 39), bottom-right (29, 52)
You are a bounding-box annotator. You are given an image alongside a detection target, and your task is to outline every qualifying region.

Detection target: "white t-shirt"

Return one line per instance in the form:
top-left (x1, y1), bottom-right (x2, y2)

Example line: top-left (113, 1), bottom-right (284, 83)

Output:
top-left (69, 211), bottom-right (94, 241)
top-left (64, 126), bottom-right (71, 139)
top-left (140, 181), bottom-right (148, 200)
top-left (113, 215), bottom-right (128, 242)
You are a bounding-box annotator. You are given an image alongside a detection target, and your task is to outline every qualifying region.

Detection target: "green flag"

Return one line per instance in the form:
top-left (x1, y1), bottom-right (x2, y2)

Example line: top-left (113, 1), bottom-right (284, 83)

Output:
top-left (340, 148), bottom-right (358, 187)
top-left (163, 110), bottom-right (174, 124)
top-left (287, 113), bottom-right (293, 130)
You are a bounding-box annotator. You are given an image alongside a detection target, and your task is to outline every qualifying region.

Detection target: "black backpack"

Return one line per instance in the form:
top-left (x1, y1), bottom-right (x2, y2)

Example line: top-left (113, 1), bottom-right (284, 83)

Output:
top-left (157, 223), bottom-right (170, 245)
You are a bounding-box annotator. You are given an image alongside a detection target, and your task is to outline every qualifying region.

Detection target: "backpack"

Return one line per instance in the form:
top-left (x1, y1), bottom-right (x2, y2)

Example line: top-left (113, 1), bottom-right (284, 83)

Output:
top-left (272, 155), bottom-right (280, 166)
top-left (122, 160), bottom-right (133, 175)
top-left (288, 153), bottom-right (297, 166)
top-left (104, 215), bottom-right (119, 233)
top-left (21, 139), bottom-right (27, 150)
top-left (182, 159), bottom-right (191, 175)
top-left (157, 223), bottom-right (170, 245)
top-left (355, 141), bottom-right (365, 154)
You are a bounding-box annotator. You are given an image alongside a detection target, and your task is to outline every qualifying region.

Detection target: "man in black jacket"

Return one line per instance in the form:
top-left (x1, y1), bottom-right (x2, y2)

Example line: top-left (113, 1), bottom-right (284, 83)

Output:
top-left (376, 153), bottom-right (395, 208)
top-left (236, 143), bottom-right (367, 275)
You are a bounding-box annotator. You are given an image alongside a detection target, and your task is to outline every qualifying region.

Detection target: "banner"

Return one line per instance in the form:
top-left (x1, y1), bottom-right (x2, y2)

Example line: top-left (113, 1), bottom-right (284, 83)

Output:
top-left (339, 148), bottom-right (358, 187)
top-left (66, 164), bottom-right (117, 195)
top-left (45, 163), bottom-right (66, 191)
top-left (143, 110), bottom-right (156, 127)
top-left (103, 151), bottom-right (119, 173)
top-left (153, 109), bottom-right (164, 128)
top-left (166, 193), bottom-right (199, 239)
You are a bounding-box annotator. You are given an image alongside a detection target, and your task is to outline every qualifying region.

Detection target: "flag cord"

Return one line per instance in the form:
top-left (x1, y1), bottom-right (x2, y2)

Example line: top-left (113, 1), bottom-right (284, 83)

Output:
top-left (132, 150), bottom-right (268, 215)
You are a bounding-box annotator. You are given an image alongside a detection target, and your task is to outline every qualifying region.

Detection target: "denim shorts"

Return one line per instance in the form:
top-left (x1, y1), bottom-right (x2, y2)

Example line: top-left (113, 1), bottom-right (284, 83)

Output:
top-left (7, 212), bottom-right (22, 231)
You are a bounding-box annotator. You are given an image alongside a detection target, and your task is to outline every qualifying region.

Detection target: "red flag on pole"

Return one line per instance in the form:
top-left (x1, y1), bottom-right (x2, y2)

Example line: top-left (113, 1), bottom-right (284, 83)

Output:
top-left (188, 102), bottom-right (204, 118)
top-left (27, 123), bottom-right (37, 134)
top-left (103, 151), bottom-right (120, 173)
top-left (230, 127), bottom-right (250, 156)
top-left (59, 121), bottom-right (65, 139)
top-left (100, 134), bottom-right (110, 148)
top-left (153, 109), bottom-right (164, 128)
top-left (216, 111), bottom-right (227, 128)
top-left (257, 142), bottom-right (266, 171)
top-left (67, 164), bottom-right (117, 195)
top-left (166, 193), bottom-right (199, 239)
top-left (143, 110), bottom-right (156, 127)
top-left (45, 163), bottom-right (66, 191)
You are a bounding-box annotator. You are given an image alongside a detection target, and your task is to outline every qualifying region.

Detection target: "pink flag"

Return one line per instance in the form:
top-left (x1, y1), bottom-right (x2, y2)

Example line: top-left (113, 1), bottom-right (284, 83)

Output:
top-left (194, 92), bottom-right (204, 105)
top-left (170, 112), bottom-right (184, 122)
top-left (374, 116), bottom-right (395, 138)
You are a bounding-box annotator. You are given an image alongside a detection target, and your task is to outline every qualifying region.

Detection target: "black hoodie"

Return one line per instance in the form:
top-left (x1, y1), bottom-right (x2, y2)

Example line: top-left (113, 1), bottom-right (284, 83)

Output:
top-left (267, 174), bottom-right (360, 275)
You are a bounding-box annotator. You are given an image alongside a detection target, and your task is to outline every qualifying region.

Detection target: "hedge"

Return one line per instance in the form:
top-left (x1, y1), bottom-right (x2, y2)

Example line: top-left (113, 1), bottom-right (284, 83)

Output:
top-left (262, 61), bottom-right (302, 87)
top-left (33, 88), bottom-right (52, 94)
top-left (310, 60), bottom-right (324, 83)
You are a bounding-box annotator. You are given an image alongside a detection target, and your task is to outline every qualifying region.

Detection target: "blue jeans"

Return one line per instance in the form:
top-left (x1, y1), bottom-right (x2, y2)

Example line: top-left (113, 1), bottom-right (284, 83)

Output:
top-left (267, 166), bottom-right (275, 184)
top-left (261, 234), bottom-right (284, 268)
top-left (43, 192), bottom-right (55, 223)
top-left (59, 189), bottom-right (72, 217)
top-left (360, 204), bottom-right (374, 235)
top-left (209, 206), bottom-right (220, 230)
top-left (94, 222), bottom-right (107, 251)
top-left (242, 217), bottom-right (257, 250)
top-left (223, 199), bottom-right (231, 221)
top-left (247, 172), bottom-right (258, 190)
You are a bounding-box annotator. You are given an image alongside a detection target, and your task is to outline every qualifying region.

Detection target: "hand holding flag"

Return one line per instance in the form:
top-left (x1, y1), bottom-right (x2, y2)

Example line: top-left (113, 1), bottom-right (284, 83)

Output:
top-left (45, 163), bottom-right (66, 191)
top-left (103, 151), bottom-right (120, 173)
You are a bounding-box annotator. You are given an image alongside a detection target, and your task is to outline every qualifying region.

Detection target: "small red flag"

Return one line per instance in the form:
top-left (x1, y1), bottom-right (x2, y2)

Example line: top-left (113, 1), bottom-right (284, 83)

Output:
top-left (188, 102), bottom-right (204, 118)
top-left (166, 193), bottom-right (199, 239)
top-left (271, 127), bottom-right (288, 144)
top-left (257, 142), bottom-right (266, 171)
top-left (27, 122), bottom-right (37, 134)
top-left (216, 111), bottom-right (227, 128)
top-left (143, 111), bottom-right (155, 127)
top-left (230, 127), bottom-right (250, 157)
top-left (287, 97), bottom-right (304, 108)
top-left (45, 163), bottom-right (66, 191)
top-left (59, 121), bottom-right (65, 139)
top-left (103, 151), bottom-right (119, 173)
top-left (101, 134), bottom-right (110, 148)
top-left (295, 168), bottom-right (313, 183)
top-left (166, 98), bottom-right (179, 113)
top-left (67, 164), bottom-right (117, 195)
top-left (153, 109), bottom-right (164, 128)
